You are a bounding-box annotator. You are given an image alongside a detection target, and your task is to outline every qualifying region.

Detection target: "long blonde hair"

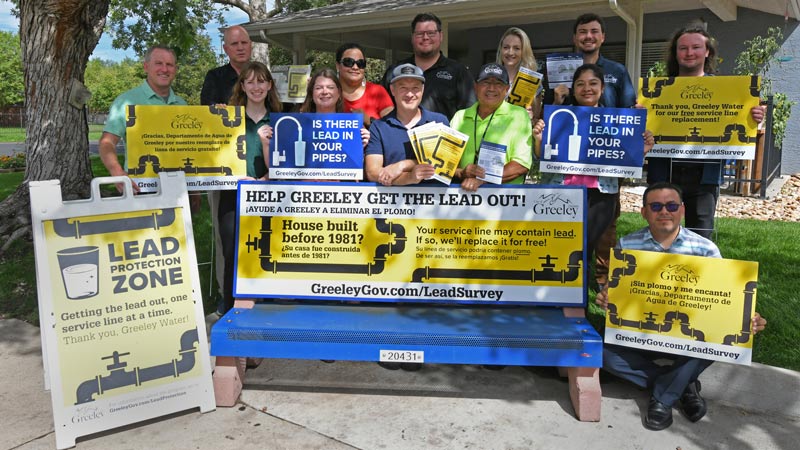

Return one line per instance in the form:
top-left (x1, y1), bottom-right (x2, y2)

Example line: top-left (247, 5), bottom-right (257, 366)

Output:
top-left (495, 27), bottom-right (537, 72)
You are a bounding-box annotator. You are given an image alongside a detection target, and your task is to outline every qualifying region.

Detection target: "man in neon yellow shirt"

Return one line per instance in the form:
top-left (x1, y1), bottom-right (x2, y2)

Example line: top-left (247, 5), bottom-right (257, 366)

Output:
top-left (451, 63), bottom-right (532, 191)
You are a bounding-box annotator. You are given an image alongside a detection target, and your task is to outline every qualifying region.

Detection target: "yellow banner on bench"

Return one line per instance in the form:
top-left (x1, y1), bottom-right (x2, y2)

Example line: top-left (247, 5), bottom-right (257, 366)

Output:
top-left (125, 105), bottom-right (246, 192)
top-left (606, 249), bottom-right (758, 365)
top-left (234, 182), bottom-right (587, 306)
top-left (638, 75), bottom-right (760, 160)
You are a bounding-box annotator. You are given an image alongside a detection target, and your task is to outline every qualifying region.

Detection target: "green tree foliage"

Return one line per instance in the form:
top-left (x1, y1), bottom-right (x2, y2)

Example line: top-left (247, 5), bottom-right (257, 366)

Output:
top-left (734, 27), bottom-right (796, 149)
top-left (107, 0), bottom-right (224, 59)
top-left (172, 34), bottom-right (224, 105)
top-left (84, 58), bottom-right (141, 112)
top-left (0, 31), bottom-right (24, 107)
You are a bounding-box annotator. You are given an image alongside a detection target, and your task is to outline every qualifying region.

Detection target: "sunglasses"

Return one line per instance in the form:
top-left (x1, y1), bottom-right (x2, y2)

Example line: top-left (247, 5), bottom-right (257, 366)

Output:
top-left (340, 57), bottom-right (366, 69)
top-left (646, 202), bottom-right (681, 212)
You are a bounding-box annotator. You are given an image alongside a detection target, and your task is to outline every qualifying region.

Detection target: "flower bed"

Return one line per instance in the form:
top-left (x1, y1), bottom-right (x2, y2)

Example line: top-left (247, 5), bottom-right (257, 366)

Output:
top-left (0, 153), bottom-right (25, 172)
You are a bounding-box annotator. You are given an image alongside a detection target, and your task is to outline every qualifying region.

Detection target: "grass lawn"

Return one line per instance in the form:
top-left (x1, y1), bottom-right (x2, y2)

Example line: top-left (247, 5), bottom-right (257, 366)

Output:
top-left (0, 124), bottom-right (104, 143)
top-left (0, 167), bottom-right (798, 370)
top-left (0, 155), bottom-right (218, 324)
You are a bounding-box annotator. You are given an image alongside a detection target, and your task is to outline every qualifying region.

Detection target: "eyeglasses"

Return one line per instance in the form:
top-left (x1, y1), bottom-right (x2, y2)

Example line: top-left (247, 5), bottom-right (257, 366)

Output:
top-left (646, 202), bottom-right (681, 212)
top-left (339, 57), bottom-right (366, 69)
top-left (413, 30), bottom-right (440, 39)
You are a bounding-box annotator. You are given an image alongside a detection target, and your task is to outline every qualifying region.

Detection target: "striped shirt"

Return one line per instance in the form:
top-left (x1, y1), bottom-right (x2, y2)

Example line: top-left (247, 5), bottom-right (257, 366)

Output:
top-left (617, 226), bottom-right (721, 258)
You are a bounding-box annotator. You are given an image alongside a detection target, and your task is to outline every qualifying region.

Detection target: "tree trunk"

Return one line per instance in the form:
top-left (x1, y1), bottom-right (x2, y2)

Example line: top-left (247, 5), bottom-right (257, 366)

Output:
top-left (0, 0), bottom-right (108, 250)
top-left (249, 2), bottom-right (270, 67)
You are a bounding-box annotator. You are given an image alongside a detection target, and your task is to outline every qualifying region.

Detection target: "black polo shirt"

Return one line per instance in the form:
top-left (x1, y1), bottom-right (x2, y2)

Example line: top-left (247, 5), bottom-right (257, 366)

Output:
top-left (201, 63), bottom-right (239, 105)
top-left (383, 52), bottom-right (476, 121)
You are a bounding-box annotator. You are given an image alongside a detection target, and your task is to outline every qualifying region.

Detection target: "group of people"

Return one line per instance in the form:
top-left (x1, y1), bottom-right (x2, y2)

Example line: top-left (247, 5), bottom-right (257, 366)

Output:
top-left (98, 11), bottom-right (768, 431)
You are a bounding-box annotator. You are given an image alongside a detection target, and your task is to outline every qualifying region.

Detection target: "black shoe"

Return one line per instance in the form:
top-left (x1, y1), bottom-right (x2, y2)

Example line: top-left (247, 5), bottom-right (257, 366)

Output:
top-left (481, 365), bottom-right (506, 371)
top-left (645, 396), bottom-right (673, 431)
top-left (377, 361), bottom-right (400, 370)
top-left (399, 363), bottom-right (423, 372)
top-left (679, 380), bottom-right (707, 422)
top-left (320, 360), bottom-right (335, 363)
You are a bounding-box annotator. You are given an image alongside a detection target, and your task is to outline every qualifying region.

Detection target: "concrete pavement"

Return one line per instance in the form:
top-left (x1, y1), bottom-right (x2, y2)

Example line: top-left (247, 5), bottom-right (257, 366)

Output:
top-left (1, 316), bottom-right (798, 450)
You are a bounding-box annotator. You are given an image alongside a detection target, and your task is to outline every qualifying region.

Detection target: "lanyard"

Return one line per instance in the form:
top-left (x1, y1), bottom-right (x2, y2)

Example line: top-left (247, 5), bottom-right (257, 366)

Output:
top-left (473, 110), bottom-right (496, 164)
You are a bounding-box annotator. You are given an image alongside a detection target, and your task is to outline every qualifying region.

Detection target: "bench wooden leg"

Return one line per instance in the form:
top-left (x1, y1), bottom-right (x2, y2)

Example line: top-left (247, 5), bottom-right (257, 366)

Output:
top-left (213, 356), bottom-right (246, 406)
top-left (567, 366), bottom-right (601, 422)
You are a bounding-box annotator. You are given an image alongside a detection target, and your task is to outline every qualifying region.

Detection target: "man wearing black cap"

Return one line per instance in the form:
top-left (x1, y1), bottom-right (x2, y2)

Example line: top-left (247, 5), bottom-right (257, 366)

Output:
top-left (382, 12), bottom-right (475, 120)
top-left (451, 63), bottom-right (532, 191)
top-left (366, 63), bottom-right (449, 186)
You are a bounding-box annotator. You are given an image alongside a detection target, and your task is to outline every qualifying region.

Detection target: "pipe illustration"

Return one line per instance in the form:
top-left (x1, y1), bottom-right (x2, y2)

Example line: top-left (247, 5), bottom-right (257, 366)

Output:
top-left (749, 75), bottom-right (760, 97)
top-left (127, 155), bottom-right (234, 176)
top-left (654, 123), bottom-right (758, 145)
top-left (247, 217), bottom-right (404, 275)
top-left (723, 281), bottom-right (758, 345)
top-left (53, 208), bottom-right (176, 238)
top-left (608, 249), bottom-right (637, 288)
top-left (544, 108), bottom-right (581, 161)
top-left (410, 250), bottom-right (582, 284)
top-left (74, 328), bottom-right (199, 404)
top-left (126, 104), bottom-right (138, 127)
top-left (607, 304), bottom-right (705, 341)
top-left (273, 116), bottom-right (303, 167)
top-left (639, 77), bottom-right (677, 98)
top-left (208, 104), bottom-right (244, 128)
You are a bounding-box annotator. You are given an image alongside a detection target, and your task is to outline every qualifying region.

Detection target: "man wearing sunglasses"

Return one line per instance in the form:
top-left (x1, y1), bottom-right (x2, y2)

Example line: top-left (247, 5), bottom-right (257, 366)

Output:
top-left (382, 12), bottom-right (475, 120)
top-left (595, 182), bottom-right (767, 431)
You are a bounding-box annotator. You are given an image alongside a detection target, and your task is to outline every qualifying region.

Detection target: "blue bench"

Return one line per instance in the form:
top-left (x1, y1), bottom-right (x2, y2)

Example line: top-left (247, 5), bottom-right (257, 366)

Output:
top-left (211, 301), bottom-right (602, 420)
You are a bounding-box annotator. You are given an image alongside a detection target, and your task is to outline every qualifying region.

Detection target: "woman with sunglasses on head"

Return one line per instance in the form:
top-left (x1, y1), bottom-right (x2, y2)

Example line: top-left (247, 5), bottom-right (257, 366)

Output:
top-left (335, 43), bottom-right (394, 128)
top-left (533, 63), bottom-right (655, 257)
top-left (300, 68), bottom-right (370, 149)
top-left (218, 61), bottom-right (282, 313)
top-left (496, 27), bottom-right (542, 122)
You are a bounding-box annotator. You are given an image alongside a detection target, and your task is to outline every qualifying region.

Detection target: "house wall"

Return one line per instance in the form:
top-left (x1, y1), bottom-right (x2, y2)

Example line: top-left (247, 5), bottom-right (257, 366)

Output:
top-left (460, 8), bottom-right (799, 174)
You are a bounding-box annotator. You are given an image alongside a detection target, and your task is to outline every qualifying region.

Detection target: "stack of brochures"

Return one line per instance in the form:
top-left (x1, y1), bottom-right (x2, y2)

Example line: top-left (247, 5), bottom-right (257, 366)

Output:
top-left (407, 123), bottom-right (469, 185)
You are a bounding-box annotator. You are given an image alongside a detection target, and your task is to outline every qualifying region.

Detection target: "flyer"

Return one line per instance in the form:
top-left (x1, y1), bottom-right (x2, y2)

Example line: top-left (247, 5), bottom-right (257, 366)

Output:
top-left (125, 105), bottom-right (246, 192)
top-left (269, 112), bottom-right (364, 180)
top-left (638, 75), bottom-right (760, 159)
top-left (546, 53), bottom-right (583, 88)
top-left (606, 249), bottom-right (758, 365)
top-left (272, 64), bottom-right (312, 103)
top-left (540, 105), bottom-right (647, 178)
top-left (508, 65), bottom-right (544, 107)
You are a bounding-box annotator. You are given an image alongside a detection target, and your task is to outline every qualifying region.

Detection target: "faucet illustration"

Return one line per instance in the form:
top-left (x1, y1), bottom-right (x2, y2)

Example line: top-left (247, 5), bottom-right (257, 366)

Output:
top-left (273, 116), bottom-right (305, 167)
top-left (544, 108), bottom-right (581, 161)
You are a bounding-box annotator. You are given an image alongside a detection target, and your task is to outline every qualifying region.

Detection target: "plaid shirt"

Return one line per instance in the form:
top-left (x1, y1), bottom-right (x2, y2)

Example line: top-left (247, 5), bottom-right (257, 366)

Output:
top-left (617, 226), bottom-right (721, 258)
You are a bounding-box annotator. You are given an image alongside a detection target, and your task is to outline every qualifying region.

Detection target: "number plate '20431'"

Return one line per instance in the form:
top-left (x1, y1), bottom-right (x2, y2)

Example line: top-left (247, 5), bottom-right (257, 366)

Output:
top-left (379, 350), bottom-right (424, 363)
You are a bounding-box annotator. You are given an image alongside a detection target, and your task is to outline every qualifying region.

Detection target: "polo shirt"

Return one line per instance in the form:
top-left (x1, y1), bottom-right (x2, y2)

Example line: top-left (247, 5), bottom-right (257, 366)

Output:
top-left (103, 80), bottom-right (187, 141)
top-left (450, 101), bottom-right (533, 184)
top-left (365, 107), bottom-right (449, 166)
top-left (618, 226), bottom-right (721, 258)
top-left (543, 54), bottom-right (636, 108)
top-left (201, 63), bottom-right (239, 106)
top-left (383, 52), bottom-right (476, 120)
top-left (245, 112), bottom-right (271, 178)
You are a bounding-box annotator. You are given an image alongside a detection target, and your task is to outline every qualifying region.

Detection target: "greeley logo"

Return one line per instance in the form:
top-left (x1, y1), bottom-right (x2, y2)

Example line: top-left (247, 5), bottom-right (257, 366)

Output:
top-left (660, 264), bottom-right (699, 285)
top-left (680, 84), bottom-right (713, 101)
top-left (171, 114), bottom-right (202, 130)
top-left (532, 193), bottom-right (579, 218)
top-left (436, 70), bottom-right (453, 80)
top-left (71, 405), bottom-right (104, 424)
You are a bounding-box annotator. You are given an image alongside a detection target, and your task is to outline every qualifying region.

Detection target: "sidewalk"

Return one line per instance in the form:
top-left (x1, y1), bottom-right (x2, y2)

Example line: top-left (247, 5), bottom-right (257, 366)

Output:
top-left (2, 316), bottom-right (798, 450)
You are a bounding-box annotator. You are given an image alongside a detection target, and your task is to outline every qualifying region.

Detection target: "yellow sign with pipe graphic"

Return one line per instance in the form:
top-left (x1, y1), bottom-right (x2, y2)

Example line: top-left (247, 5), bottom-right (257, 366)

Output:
top-left (638, 75), bottom-right (760, 160)
top-left (234, 182), bottom-right (587, 306)
top-left (125, 105), bottom-right (246, 192)
top-left (606, 249), bottom-right (758, 365)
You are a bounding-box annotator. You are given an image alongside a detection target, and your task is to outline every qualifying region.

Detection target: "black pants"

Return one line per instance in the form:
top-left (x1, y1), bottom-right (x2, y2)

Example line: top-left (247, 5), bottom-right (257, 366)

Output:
top-left (586, 188), bottom-right (617, 257)
top-left (217, 189), bottom-right (238, 313)
top-left (670, 163), bottom-right (719, 239)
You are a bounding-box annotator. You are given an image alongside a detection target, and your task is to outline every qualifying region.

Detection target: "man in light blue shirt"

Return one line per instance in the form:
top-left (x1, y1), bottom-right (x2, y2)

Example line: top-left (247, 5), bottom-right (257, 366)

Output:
top-left (99, 45), bottom-right (186, 192)
top-left (595, 182), bottom-right (767, 431)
